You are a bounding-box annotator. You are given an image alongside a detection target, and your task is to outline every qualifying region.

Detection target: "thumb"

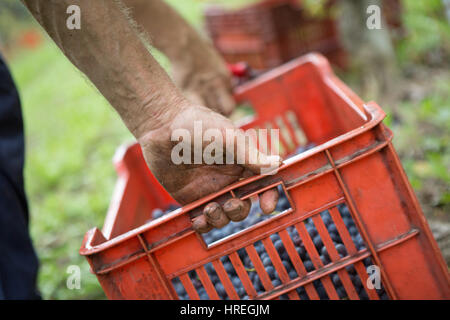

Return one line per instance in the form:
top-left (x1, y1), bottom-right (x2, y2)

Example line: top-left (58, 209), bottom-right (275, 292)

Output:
top-left (231, 129), bottom-right (282, 175)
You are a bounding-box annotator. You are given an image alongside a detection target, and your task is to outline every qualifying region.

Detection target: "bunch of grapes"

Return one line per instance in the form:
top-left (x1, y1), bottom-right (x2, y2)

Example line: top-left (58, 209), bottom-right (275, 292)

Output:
top-left (151, 144), bottom-right (388, 300)
top-left (170, 205), bottom-right (387, 300)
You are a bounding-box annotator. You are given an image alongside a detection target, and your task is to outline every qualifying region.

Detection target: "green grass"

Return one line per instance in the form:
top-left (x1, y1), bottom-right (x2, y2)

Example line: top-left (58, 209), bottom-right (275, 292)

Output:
top-left (396, 0), bottom-right (450, 64)
top-left (389, 74), bottom-right (450, 215)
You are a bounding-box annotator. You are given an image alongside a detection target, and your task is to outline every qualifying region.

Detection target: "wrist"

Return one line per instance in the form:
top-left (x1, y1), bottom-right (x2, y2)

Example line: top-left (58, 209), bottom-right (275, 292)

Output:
top-left (133, 93), bottom-right (190, 142)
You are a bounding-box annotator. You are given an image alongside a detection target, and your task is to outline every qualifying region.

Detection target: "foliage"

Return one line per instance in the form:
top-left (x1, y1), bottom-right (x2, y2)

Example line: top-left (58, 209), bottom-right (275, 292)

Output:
top-left (396, 0), bottom-right (450, 65)
top-left (390, 75), bottom-right (450, 213)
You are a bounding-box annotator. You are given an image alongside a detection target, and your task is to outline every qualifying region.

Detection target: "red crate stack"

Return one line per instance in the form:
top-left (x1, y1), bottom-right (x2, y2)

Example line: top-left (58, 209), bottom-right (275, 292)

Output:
top-left (204, 0), bottom-right (403, 71)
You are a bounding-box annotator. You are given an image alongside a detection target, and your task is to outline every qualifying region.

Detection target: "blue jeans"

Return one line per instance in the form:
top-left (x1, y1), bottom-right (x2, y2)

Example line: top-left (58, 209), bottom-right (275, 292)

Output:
top-left (0, 53), bottom-right (40, 299)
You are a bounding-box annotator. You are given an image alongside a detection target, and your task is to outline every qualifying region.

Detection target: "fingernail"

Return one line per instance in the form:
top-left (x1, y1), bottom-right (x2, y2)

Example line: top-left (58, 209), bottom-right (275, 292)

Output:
top-left (205, 203), bottom-right (222, 220)
top-left (192, 216), bottom-right (211, 233)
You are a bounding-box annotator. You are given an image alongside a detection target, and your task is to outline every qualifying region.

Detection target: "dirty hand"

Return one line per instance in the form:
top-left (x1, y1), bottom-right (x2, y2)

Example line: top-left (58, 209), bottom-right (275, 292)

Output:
top-left (138, 104), bottom-right (282, 233)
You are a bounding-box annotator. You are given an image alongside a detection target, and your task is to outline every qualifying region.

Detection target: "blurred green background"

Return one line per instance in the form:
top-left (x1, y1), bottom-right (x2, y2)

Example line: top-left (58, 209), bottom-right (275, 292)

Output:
top-left (0, 0), bottom-right (449, 299)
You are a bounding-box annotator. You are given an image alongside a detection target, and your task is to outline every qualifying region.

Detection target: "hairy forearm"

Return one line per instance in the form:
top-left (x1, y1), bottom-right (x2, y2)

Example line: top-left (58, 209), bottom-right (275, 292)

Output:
top-left (22, 0), bottom-right (188, 138)
top-left (120, 0), bottom-right (229, 87)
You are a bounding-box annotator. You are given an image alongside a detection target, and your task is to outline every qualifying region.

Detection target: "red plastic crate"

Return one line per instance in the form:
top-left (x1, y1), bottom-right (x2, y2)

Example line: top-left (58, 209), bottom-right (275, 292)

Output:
top-left (204, 0), bottom-right (403, 71)
top-left (204, 1), bottom-right (285, 70)
top-left (204, 0), bottom-right (346, 70)
top-left (80, 53), bottom-right (449, 300)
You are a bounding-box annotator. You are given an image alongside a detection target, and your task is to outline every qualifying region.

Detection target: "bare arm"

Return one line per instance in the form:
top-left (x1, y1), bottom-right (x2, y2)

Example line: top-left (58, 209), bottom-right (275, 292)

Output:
top-left (22, 0), bottom-right (188, 139)
top-left (22, 0), bottom-right (279, 232)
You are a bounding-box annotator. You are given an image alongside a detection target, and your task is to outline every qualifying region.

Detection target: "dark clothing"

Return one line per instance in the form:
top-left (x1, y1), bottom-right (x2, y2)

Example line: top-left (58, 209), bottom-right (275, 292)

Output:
top-left (0, 53), bottom-right (40, 299)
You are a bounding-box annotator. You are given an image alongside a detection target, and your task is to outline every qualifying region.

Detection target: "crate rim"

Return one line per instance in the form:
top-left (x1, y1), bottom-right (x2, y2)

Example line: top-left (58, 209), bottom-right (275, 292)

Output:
top-left (79, 53), bottom-right (386, 257)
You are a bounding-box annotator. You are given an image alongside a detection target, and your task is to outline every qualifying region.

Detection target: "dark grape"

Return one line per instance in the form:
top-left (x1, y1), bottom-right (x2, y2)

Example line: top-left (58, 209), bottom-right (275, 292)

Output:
top-left (260, 252), bottom-right (269, 261)
top-left (349, 226), bottom-right (358, 236)
top-left (328, 224), bottom-right (338, 234)
top-left (321, 214), bottom-right (332, 227)
top-left (320, 254), bottom-right (330, 265)
top-left (282, 260), bottom-right (291, 271)
top-left (296, 246), bottom-right (306, 260)
top-left (211, 276), bottom-right (219, 286)
top-left (352, 274), bottom-right (363, 289)
top-left (231, 276), bottom-right (241, 288)
top-left (265, 266), bottom-right (275, 279)
top-left (262, 257), bottom-right (272, 267)
top-left (299, 293), bottom-right (309, 300)
top-left (292, 235), bottom-right (302, 247)
top-left (288, 270), bottom-right (297, 279)
top-left (304, 260), bottom-right (314, 272)
top-left (272, 279), bottom-right (281, 287)
top-left (276, 197), bottom-right (290, 211)
top-left (343, 217), bottom-right (353, 227)
top-left (315, 285), bottom-right (328, 300)
top-left (358, 288), bottom-right (369, 300)
top-left (237, 287), bottom-right (246, 297)
top-left (224, 262), bottom-right (234, 274)
top-left (205, 263), bottom-right (214, 273)
top-left (363, 257), bottom-right (372, 266)
top-left (274, 239), bottom-right (285, 253)
top-left (332, 274), bottom-right (341, 286)
top-left (313, 235), bottom-right (323, 250)
top-left (255, 244), bottom-right (264, 254)
top-left (198, 288), bottom-right (208, 300)
top-left (215, 283), bottom-right (226, 297)
top-left (270, 233), bottom-right (280, 242)
top-left (152, 208), bottom-right (164, 219)
top-left (280, 251), bottom-right (289, 261)
top-left (307, 225), bottom-right (318, 238)
top-left (320, 246), bottom-right (329, 260)
top-left (336, 287), bottom-right (347, 299)
top-left (335, 243), bottom-right (347, 256)
top-left (346, 265), bottom-right (357, 275)
top-left (329, 232), bottom-right (340, 242)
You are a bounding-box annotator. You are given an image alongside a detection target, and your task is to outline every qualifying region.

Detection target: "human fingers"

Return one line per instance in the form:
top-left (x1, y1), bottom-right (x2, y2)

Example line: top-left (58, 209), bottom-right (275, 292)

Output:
top-left (192, 214), bottom-right (213, 233)
top-left (203, 202), bottom-right (230, 229)
top-left (223, 198), bottom-right (251, 222)
top-left (232, 129), bottom-right (282, 175)
top-left (259, 188), bottom-right (279, 215)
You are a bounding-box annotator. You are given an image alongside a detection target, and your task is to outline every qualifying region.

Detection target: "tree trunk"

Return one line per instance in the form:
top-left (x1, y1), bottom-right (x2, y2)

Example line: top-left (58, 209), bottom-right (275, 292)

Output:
top-left (336, 0), bottom-right (398, 106)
